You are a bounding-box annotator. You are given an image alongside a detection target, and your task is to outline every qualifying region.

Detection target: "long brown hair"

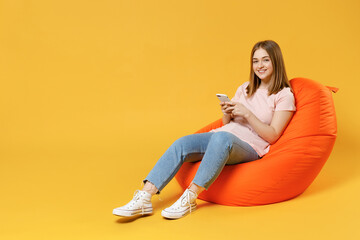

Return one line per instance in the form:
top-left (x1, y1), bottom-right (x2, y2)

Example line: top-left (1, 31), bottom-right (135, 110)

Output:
top-left (246, 40), bottom-right (291, 97)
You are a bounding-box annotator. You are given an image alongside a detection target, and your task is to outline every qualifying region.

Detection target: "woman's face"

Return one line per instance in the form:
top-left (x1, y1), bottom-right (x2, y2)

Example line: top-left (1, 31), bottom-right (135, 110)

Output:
top-left (252, 48), bottom-right (273, 84)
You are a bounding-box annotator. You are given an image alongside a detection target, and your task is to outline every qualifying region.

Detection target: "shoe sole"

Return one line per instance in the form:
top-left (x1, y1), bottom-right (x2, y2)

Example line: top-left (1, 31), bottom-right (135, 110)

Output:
top-left (161, 205), bottom-right (197, 219)
top-left (113, 207), bottom-right (153, 217)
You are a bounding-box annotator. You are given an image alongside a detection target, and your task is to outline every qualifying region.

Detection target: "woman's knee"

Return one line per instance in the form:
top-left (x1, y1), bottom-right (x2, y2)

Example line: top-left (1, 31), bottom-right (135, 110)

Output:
top-left (210, 132), bottom-right (234, 149)
top-left (171, 134), bottom-right (194, 149)
top-left (173, 134), bottom-right (188, 145)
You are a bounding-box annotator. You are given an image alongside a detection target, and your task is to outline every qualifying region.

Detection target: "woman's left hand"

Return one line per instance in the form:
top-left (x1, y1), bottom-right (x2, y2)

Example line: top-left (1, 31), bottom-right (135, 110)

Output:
top-left (229, 102), bottom-right (252, 119)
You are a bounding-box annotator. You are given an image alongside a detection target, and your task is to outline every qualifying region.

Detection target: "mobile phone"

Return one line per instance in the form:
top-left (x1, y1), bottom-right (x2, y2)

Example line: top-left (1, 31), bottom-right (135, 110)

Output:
top-left (216, 93), bottom-right (230, 102)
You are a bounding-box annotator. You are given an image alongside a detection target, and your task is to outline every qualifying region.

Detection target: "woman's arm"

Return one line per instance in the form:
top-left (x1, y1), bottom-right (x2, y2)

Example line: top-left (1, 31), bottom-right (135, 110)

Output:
top-left (222, 113), bottom-right (232, 125)
top-left (230, 103), bottom-right (294, 144)
top-left (220, 102), bottom-right (233, 125)
top-left (246, 110), bottom-right (293, 144)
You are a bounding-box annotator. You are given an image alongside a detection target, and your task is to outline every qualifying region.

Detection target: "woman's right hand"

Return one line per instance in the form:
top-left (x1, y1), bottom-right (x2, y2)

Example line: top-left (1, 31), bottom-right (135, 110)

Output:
top-left (220, 102), bottom-right (234, 125)
top-left (220, 102), bottom-right (234, 115)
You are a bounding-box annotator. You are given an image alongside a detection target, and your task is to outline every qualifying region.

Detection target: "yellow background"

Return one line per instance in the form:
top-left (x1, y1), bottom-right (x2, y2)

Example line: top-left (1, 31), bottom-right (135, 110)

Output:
top-left (1, 0), bottom-right (359, 239)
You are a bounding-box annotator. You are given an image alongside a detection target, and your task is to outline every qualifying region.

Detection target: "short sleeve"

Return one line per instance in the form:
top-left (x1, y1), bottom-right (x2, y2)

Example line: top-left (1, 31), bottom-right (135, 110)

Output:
top-left (275, 88), bottom-right (296, 111)
top-left (231, 82), bottom-right (249, 102)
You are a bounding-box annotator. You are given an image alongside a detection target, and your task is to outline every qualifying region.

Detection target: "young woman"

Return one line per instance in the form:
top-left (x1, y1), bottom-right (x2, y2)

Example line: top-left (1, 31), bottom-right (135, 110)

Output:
top-left (113, 40), bottom-right (296, 219)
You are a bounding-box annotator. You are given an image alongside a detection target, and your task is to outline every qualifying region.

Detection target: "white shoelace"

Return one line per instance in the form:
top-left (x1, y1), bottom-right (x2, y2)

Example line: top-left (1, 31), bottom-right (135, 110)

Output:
top-left (187, 190), bottom-right (193, 214)
top-left (183, 189), bottom-right (197, 214)
top-left (132, 190), bottom-right (145, 215)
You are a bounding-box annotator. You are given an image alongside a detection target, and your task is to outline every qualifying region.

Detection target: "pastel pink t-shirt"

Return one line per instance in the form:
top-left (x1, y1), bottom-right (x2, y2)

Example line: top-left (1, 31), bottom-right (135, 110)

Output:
top-left (211, 81), bottom-right (296, 157)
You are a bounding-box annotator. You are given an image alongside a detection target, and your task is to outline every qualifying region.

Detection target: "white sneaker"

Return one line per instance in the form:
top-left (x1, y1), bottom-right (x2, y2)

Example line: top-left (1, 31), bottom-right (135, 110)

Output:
top-left (113, 190), bottom-right (153, 217)
top-left (161, 189), bottom-right (198, 219)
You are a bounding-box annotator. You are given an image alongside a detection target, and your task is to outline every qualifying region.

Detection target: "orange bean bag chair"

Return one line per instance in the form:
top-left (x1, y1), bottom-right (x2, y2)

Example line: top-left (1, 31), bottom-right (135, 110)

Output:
top-left (175, 78), bottom-right (337, 206)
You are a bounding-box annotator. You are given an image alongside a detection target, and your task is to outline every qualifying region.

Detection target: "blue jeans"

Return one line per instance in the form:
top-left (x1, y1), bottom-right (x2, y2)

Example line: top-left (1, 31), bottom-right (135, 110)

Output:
top-left (144, 131), bottom-right (260, 194)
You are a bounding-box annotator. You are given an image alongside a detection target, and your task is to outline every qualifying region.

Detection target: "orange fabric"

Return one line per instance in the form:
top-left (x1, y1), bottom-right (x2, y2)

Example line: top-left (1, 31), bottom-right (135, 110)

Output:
top-left (175, 78), bottom-right (337, 206)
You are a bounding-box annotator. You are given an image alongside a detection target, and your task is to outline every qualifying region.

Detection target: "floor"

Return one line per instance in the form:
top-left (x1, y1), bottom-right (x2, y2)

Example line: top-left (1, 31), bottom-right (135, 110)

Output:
top-left (1, 135), bottom-right (359, 240)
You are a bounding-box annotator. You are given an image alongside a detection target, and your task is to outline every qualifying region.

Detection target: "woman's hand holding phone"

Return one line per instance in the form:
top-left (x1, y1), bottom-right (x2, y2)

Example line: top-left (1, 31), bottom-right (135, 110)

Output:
top-left (222, 102), bottom-right (251, 118)
top-left (220, 102), bottom-right (235, 115)
top-left (217, 94), bottom-right (234, 116)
